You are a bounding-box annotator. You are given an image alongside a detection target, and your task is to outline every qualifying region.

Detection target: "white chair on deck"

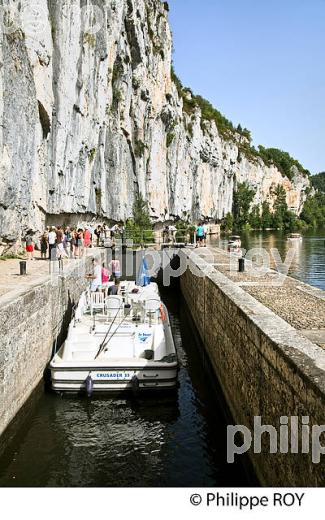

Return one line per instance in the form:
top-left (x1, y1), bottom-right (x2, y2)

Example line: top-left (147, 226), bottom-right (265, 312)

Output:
top-left (144, 298), bottom-right (161, 318)
top-left (90, 292), bottom-right (106, 316)
top-left (106, 296), bottom-right (124, 320)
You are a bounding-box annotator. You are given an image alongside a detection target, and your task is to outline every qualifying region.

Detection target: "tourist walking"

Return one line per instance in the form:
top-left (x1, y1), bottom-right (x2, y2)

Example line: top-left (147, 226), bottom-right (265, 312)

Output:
top-left (100, 226), bottom-right (106, 246)
top-left (196, 223), bottom-right (205, 247)
top-left (163, 225), bottom-right (170, 243)
top-left (109, 256), bottom-right (121, 278)
top-left (75, 229), bottom-right (84, 258)
top-left (103, 223), bottom-right (109, 239)
top-left (71, 229), bottom-right (77, 258)
top-left (56, 227), bottom-right (68, 260)
top-left (64, 227), bottom-right (73, 258)
top-left (25, 231), bottom-right (35, 261)
top-left (84, 227), bottom-right (92, 249)
top-left (94, 225), bottom-right (102, 247)
top-left (169, 224), bottom-right (177, 244)
top-left (101, 262), bottom-right (111, 291)
top-left (48, 227), bottom-right (57, 260)
top-left (40, 232), bottom-right (48, 260)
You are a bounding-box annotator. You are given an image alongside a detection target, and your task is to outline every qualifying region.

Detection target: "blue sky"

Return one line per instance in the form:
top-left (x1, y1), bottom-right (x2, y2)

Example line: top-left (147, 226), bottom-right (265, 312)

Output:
top-left (168, 0), bottom-right (325, 174)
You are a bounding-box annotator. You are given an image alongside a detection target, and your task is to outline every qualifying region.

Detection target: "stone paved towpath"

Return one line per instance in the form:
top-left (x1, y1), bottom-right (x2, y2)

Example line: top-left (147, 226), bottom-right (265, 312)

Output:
top-left (194, 246), bottom-right (325, 349)
top-left (0, 252), bottom-right (92, 305)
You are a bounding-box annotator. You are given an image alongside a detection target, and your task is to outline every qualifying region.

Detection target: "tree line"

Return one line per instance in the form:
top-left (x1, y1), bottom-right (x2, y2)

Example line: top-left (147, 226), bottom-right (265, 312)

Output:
top-left (222, 179), bottom-right (325, 233)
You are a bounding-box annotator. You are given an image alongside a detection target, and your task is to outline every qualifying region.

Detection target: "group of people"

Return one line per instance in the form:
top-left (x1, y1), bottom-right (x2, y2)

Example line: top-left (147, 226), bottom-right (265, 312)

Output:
top-left (87, 257), bottom-right (122, 295)
top-left (93, 223), bottom-right (124, 247)
top-left (24, 223), bottom-right (125, 261)
top-left (24, 220), bottom-right (209, 259)
top-left (39, 227), bottom-right (93, 261)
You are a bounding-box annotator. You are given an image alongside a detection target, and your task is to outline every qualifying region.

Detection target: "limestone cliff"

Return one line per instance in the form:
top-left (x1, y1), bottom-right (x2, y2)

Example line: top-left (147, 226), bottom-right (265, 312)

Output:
top-left (0, 0), bottom-right (309, 244)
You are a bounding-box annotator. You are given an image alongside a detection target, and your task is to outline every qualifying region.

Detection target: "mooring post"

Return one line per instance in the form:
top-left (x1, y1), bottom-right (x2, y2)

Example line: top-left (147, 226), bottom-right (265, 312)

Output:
top-left (19, 261), bottom-right (27, 276)
top-left (238, 257), bottom-right (245, 272)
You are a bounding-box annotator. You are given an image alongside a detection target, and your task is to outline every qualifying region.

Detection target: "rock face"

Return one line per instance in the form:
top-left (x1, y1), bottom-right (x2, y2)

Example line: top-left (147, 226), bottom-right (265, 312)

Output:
top-left (0, 0), bottom-right (309, 243)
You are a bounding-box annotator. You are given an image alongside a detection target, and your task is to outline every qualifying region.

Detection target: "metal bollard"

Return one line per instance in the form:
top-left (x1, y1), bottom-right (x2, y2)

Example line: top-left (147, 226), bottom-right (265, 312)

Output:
top-left (19, 261), bottom-right (27, 276)
top-left (238, 258), bottom-right (245, 273)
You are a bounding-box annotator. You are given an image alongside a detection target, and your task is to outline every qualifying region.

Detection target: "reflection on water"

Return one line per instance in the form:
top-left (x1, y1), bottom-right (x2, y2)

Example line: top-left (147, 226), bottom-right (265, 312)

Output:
top-left (211, 229), bottom-right (325, 290)
top-left (0, 287), bottom-right (256, 487)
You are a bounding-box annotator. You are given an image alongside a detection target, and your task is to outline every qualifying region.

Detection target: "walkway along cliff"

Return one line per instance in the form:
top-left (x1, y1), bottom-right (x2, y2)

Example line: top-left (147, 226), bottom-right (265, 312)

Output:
top-left (0, 0), bottom-right (309, 247)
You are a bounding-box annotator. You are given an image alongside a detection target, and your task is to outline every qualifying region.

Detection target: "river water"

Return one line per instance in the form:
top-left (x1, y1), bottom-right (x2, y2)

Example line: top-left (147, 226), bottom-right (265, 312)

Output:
top-left (1, 230), bottom-right (323, 487)
top-left (212, 229), bottom-right (325, 290)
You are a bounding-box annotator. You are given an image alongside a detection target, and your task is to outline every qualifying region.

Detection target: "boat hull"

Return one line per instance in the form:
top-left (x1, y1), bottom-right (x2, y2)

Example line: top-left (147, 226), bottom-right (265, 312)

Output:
top-left (50, 364), bottom-right (178, 393)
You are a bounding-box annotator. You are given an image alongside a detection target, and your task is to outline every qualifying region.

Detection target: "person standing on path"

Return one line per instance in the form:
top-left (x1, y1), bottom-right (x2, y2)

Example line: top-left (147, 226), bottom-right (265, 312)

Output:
top-left (94, 225), bottom-right (102, 247)
top-left (71, 229), bottom-right (77, 258)
top-left (48, 227), bottom-right (57, 261)
top-left (64, 227), bottom-right (73, 258)
top-left (83, 227), bottom-right (92, 249)
top-left (25, 232), bottom-right (35, 261)
top-left (56, 227), bottom-right (68, 260)
top-left (40, 232), bottom-right (48, 260)
top-left (196, 223), bottom-right (205, 247)
top-left (75, 229), bottom-right (84, 258)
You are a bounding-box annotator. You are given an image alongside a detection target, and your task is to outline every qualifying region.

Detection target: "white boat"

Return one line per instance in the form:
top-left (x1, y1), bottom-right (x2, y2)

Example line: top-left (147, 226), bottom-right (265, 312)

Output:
top-left (50, 281), bottom-right (178, 394)
top-left (287, 233), bottom-right (303, 242)
top-left (227, 235), bottom-right (242, 252)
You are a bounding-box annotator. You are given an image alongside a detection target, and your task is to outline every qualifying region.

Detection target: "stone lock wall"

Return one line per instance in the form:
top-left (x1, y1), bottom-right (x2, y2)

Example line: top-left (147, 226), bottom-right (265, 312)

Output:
top-left (180, 251), bottom-right (325, 486)
top-left (0, 257), bottom-right (95, 437)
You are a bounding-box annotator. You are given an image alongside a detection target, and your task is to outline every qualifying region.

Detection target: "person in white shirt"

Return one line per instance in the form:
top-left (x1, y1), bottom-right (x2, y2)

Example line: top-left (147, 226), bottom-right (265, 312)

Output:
top-left (87, 258), bottom-right (103, 292)
top-left (48, 227), bottom-right (57, 260)
top-left (169, 225), bottom-right (177, 244)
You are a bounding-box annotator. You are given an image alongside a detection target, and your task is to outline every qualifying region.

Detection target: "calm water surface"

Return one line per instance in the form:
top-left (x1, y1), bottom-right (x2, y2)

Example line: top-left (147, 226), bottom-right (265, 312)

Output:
top-left (211, 229), bottom-right (325, 290)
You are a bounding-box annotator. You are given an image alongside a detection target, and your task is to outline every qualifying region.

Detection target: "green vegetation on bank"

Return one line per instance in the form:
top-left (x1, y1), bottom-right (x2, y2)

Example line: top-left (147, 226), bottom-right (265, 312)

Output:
top-left (175, 220), bottom-right (196, 242)
top-left (171, 66), bottom-right (309, 179)
top-left (233, 182), bottom-right (256, 230)
top-left (257, 147), bottom-right (310, 180)
top-left (311, 172), bottom-right (325, 193)
top-left (227, 182), bottom-right (325, 233)
top-left (300, 192), bottom-right (325, 229)
top-left (125, 193), bottom-right (154, 244)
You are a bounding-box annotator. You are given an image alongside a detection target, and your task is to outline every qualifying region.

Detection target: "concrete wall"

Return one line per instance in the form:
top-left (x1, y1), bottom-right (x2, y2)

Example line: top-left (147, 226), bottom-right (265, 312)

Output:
top-left (0, 256), bottom-right (95, 436)
top-left (180, 250), bottom-right (325, 486)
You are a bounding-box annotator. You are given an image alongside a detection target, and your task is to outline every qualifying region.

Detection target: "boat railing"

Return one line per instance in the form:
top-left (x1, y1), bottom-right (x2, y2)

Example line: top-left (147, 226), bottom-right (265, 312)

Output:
top-left (88, 295), bottom-right (162, 330)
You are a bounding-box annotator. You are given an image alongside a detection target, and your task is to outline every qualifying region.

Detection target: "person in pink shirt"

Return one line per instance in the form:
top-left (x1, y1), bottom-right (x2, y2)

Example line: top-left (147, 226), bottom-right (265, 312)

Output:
top-left (101, 263), bottom-right (111, 291)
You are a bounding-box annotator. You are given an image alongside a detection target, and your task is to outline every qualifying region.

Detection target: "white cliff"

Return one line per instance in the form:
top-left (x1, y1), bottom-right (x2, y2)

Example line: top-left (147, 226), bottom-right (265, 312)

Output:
top-left (0, 0), bottom-right (309, 244)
